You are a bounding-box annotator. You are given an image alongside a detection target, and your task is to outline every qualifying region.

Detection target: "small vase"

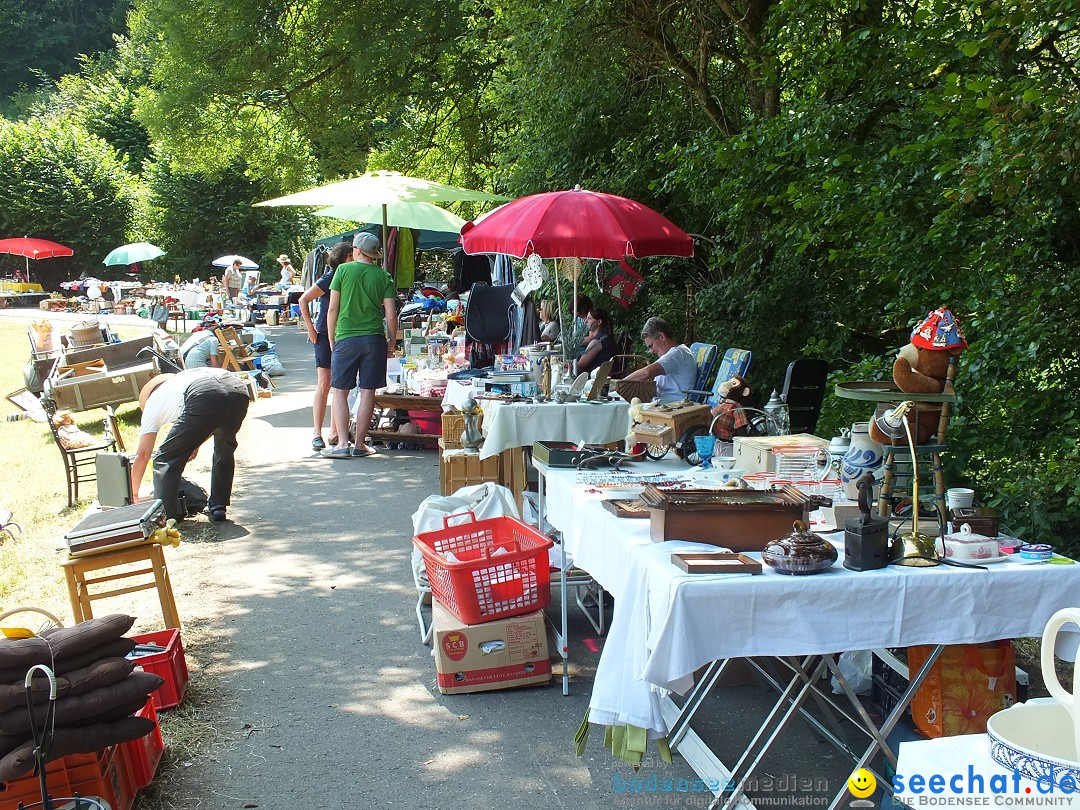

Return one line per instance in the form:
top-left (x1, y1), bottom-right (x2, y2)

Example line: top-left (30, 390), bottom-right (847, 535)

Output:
top-left (839, 422), bottom-right (883, 500)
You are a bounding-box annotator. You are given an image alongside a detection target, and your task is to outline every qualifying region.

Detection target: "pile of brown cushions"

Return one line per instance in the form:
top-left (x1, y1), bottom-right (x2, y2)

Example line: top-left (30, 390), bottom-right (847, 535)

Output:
top-left (0, 614), bottom-right (162, 783)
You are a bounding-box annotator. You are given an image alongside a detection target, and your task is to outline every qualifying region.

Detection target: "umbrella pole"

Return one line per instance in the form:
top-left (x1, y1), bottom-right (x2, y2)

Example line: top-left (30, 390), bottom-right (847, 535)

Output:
top-left (381, 205), bottom-right (390, 280)
top-left (554, 260), bottom-right (566, 367)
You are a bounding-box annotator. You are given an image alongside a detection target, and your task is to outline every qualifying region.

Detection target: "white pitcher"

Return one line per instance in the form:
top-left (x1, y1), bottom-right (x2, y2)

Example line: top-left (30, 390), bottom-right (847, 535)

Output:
top-left (1041, 607), bottom-right (1080, 760)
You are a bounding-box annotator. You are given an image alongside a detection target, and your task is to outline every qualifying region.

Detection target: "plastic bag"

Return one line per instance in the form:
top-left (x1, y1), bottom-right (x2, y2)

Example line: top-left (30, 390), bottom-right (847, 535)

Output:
top-left (830, 650), bottom-right (872, 695)
top-left (410, 483), bottom-right (521, 587)
top-left (259, 354), bottom-right (285, 376)
top-left (29, 320), bottom-right (55, 353)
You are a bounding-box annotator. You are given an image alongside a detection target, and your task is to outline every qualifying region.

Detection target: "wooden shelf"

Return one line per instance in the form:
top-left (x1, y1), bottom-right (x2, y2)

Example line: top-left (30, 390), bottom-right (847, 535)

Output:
top-left (373, 394), bottom-right (443, 411)
top-left (368, 430), bottom-right (441, 443)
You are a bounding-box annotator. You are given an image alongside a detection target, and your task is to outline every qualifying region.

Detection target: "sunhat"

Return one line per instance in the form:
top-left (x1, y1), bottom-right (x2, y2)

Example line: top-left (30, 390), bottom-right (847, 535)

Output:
top-left (139, 374), bottom-right (175, 411)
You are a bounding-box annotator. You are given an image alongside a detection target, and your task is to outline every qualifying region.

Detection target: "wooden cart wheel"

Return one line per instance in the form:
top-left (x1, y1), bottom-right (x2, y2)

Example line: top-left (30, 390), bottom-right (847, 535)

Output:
top-left (678, 424), bottom-right (711, 465)
top-left (644, 443), bottom-right (670, 461)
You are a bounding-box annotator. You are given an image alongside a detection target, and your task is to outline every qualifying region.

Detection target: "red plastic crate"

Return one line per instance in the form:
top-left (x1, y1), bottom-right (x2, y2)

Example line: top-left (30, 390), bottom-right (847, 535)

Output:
top-left (0, 744), bottom-right (136, 810)
top-left (129, 628), bottom-right (189, 710)
top-left (413, 512), bottom-right (553, 624)
top-left (120, 698), bottom-right (164, 789)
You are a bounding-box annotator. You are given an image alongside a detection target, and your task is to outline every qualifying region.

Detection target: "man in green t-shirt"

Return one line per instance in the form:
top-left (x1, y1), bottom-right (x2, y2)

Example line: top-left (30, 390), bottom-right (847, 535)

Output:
top-left (321, 233), bottom-right (397, 458)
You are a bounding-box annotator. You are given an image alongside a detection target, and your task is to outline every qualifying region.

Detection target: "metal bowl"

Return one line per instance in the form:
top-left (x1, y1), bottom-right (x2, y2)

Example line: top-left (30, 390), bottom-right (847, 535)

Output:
top-left (987, 699), bottom-right (1080, 786)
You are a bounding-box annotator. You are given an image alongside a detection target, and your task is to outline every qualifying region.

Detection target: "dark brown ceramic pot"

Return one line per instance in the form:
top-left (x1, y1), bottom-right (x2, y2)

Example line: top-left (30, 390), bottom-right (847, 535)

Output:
top-left (762, 520), bottom-right (838, 575)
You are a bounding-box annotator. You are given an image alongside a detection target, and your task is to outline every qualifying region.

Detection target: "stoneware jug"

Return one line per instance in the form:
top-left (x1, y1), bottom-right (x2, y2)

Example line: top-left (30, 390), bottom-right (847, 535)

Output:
top-left (839, 421), bottom-right (883, 500)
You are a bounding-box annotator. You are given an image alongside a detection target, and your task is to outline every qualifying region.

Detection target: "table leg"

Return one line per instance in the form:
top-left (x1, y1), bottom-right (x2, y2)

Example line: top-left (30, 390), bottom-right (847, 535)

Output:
top-left (825, 644), bottom-right (944, 810)
top-left (719, 656), bottom-right (828, 810)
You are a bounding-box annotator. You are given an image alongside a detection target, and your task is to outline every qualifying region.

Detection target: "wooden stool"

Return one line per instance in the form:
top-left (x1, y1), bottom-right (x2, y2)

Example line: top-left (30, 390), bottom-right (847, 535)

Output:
top-left (63, 543), bottom-right (181, 629)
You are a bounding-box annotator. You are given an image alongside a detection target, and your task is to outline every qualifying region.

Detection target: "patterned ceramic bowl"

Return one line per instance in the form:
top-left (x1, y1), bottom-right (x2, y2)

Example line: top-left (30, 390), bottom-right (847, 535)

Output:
top-left (987, 699), bottom-right (1080, 786)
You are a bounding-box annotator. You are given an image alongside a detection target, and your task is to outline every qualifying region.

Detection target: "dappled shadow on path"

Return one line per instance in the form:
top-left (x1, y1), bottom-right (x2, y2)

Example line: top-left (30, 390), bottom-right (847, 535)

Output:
top-left (161, 325), bottom-right (626, 809)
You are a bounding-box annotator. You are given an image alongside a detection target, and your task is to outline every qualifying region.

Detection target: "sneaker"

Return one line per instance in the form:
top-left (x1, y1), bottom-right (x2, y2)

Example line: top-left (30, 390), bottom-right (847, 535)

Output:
top-left (311, 437), bottom-right (326, 451)
top-left (206, 507), bottom-right (227, 522)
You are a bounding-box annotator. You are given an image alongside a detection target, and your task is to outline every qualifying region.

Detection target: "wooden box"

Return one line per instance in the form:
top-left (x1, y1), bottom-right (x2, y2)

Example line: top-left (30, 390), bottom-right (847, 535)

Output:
top-left (671, 551), bottom-right (762, 575)
top-left (439, 442), bottom-right (501, 495)
top-left (633, 402), bottom-right (710, 446)
top-left (641, 485), bottom-right (823, 551)
top-left (948, 506), bottom-right (998, 538)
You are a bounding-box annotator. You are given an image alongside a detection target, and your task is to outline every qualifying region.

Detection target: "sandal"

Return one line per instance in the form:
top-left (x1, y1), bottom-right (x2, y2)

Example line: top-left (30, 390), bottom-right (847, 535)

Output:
top-left (321, 447), bottom-right (353, 459)
top-left (311, 437), bottom-right (326, 451)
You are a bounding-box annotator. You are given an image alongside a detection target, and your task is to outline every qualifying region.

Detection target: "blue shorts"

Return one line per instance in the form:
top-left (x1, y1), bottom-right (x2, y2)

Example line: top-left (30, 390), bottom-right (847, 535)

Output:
top-left (330, 335), bottom-right (387, 391)
top-left (314, 332), bottom-right (331, 369)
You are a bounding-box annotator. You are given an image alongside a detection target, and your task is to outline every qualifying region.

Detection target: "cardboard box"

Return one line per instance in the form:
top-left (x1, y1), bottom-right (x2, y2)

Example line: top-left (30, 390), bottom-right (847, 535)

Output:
top-left (732, 433), bottom-right (830, 474)
top-left (440, 443), bottom-right (502, 495)
top-left (432, 602), bottom-right (551, 694)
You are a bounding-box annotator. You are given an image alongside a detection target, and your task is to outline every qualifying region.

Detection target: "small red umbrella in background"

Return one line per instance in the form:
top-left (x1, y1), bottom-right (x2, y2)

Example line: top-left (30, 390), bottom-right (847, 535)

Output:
top-left (0, 237), bottom-right (74, 282)
top-left (458, 187), bottom-right (694, 261)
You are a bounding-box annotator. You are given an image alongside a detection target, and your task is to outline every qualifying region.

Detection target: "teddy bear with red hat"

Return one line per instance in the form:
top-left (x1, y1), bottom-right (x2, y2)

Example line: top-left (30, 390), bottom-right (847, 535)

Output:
top-left (868, 307), bottom-right (967, 446)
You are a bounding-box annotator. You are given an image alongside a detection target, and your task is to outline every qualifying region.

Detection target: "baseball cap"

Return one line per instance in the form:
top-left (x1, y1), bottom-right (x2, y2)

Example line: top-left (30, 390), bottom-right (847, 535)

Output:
top-left (139, 374), bottom-right (175, 411)
top-left (352, 232), bottom-right (383, 258)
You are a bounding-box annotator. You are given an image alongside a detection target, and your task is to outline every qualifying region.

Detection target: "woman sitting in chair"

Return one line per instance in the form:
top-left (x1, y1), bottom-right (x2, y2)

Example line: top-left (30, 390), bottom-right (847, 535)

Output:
top-left (576, 307), bottom-right (617, 374)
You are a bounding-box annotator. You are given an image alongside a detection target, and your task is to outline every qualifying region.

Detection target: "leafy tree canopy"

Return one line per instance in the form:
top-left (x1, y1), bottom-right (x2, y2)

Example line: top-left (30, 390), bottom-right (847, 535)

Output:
top-left (0, 0), bottom-right (131, 109)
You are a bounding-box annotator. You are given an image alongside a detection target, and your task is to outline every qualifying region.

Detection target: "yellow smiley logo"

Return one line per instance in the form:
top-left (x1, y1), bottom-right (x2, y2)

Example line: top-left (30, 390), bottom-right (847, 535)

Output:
top-left (848, 769), bottom-right (876, 799)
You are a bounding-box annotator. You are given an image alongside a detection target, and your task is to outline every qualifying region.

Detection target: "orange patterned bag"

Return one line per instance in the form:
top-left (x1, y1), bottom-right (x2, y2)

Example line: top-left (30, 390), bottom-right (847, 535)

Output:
top-left (908, 641), bottom-right (1016, 738)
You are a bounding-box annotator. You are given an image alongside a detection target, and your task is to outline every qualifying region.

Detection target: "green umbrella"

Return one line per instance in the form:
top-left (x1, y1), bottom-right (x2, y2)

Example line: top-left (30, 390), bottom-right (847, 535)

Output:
top-left (256, 170), bottom-right (508, 208)
top-left (257, 171), bottom-right (508, 269)
top-left (103, 242), bottom-right (165, 266)
top-left (315, 200), bottom-right (467, 233)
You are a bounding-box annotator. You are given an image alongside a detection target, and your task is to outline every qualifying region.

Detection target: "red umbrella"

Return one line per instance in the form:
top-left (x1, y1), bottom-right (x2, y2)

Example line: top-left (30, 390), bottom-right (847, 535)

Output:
top-left (459, 187), bottom-right (694, 261)
top-left (0, 237), bottom-right (74, 282)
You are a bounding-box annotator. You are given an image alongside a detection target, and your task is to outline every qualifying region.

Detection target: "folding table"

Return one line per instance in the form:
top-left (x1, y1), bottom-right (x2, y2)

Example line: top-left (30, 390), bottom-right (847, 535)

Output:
top-left (537, 461), bottom-right (1080, 808)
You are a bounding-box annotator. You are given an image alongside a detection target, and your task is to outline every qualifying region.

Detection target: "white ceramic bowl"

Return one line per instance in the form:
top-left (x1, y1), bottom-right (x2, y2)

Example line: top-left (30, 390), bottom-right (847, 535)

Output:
top-left (987, 699), bottom-right (1080, 785)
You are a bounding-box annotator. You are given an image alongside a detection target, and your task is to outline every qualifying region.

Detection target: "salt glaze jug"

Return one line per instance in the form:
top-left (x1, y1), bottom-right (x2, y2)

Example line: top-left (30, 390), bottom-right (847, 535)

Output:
top-left (839, 421), bottom-right (883, 501)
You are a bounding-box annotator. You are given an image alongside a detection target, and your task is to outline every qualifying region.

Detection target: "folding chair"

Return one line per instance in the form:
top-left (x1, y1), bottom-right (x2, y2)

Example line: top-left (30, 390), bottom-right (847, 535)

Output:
top-left (685, 347), bottom-right (752, 405)
top-left (684, 342), bottom-right (719, 403)
top-left (781, 357), bottom-right (829, 434)
top-left (212, 327), bottom-right (258, 373)
top-left (41, 398), bottom-right (122, 507)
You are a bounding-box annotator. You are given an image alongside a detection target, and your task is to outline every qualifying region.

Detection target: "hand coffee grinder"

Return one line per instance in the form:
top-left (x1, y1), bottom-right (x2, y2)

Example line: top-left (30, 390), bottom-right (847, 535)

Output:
top-left (844, 473), bottom-right (890, 571)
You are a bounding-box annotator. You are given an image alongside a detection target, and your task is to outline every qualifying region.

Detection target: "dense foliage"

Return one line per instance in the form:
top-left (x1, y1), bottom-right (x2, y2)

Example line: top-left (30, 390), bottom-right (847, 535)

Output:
top-left (0, 0), bottom-right (1077, 550)
top-left (0, 118), bottom-right (133, 285)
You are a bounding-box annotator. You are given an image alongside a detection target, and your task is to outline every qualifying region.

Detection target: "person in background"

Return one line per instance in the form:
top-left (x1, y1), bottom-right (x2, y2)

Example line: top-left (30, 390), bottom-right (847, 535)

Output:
top-left (297, 241), bottom-right (352, 451)
top-left (621, 316), bottom-right (697, 403)
top-left (132, 368), bottom-right (251, 522)
top-left (178, 330), bottom-right (221, 368)
top-left (539, 299), bottom-right (560, 343)
top-left (576, 307), bottom-right (616, 374)
top-left (321, 233), bottom-right (397, 459)
top-left (223, 259), bottom-right (244, 302)
top-left (276, 254), bottom-right (295, 290)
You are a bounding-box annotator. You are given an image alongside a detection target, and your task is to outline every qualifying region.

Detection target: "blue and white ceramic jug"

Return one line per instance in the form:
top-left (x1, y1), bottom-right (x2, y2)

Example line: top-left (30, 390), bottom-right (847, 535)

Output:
top-left (839, 422), bottom-right (883, 500)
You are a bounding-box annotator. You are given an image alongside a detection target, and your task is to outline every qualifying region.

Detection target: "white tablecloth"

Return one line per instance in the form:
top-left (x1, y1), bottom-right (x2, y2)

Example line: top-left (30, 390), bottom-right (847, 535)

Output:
top-left (479, 399), bottom-right (630, 459)
top-left (442, 378), bottom-right (478, 410)
top-left (895, 731), bottom-right (1080, 806)
top-left (538, 461), bottom-right (1080, 735)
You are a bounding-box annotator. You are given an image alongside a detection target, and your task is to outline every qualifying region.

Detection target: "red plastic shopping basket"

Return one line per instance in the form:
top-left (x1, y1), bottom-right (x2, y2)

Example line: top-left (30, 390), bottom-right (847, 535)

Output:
top-left (414, 511), bottom-right (553, 624)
